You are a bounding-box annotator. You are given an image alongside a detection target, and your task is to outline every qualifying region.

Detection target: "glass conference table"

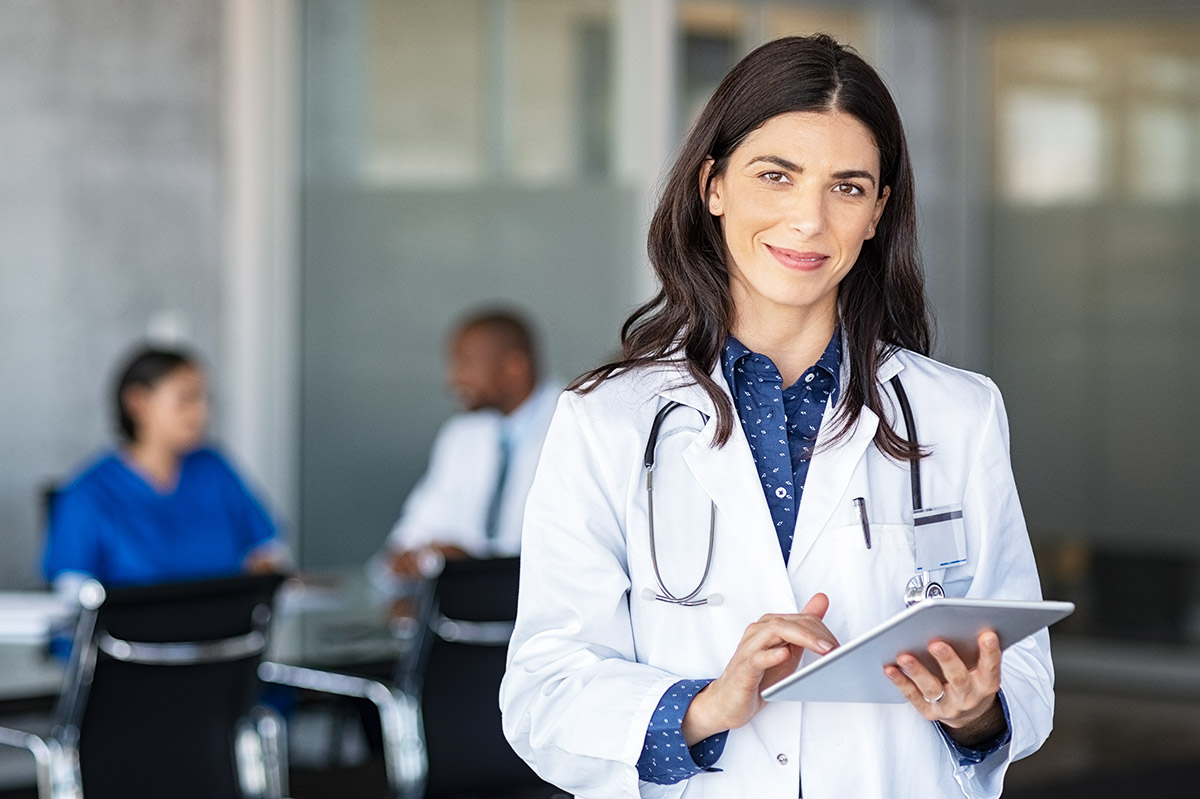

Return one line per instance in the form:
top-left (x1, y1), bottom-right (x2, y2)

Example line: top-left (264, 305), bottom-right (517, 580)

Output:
top-left (0, 569), bottom-right (420, 705)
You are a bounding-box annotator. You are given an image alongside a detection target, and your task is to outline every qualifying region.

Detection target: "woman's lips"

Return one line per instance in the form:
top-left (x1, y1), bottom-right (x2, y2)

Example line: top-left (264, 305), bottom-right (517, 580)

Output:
top-left (766, 244), bottom-right (829, 271)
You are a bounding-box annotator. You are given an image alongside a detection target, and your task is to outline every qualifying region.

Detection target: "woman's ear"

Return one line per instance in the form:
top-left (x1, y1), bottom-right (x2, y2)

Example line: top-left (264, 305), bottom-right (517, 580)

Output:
top-left (698, 157), bottom-right (722, 216)
top-left (122, 385), bottom-right (149, 428)
top-left (866, 185), bottom-right (891, 239)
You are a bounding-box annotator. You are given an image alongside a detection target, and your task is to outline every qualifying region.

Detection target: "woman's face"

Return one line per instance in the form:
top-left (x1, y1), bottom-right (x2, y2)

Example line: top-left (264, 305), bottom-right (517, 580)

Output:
top-left (125, 364), bottom-right (209, 453)
top-left (703, 110), bottom-right (890, 329)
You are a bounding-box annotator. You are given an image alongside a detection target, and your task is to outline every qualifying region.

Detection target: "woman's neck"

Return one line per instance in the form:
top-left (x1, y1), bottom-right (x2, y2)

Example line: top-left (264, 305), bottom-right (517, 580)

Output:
top-left (123, 440), bottom-right (183, 491)
top-left (730, 300), bottom-right (837, 386)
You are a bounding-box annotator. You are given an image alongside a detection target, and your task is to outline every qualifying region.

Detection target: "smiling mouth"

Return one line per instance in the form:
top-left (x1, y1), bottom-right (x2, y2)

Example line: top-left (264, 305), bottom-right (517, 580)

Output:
top-left (766, 245), bottom-right (829, 271)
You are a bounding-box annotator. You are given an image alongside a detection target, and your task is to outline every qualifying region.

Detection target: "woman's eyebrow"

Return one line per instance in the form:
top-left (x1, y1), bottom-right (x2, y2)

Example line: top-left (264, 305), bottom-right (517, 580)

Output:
top-left (747, 155), bottom-right (801, 172)
top-left (832, 169), bottom-right (878, 187)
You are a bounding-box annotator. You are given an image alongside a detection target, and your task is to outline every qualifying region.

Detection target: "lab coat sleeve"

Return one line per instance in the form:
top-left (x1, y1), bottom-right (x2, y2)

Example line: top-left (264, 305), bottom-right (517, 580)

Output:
top-left (385, 417), bottom-right (488, 555)
top-left (950, 378), bottom-right (1055, 798)
top-left (500, 391), bottom-right (687, 799)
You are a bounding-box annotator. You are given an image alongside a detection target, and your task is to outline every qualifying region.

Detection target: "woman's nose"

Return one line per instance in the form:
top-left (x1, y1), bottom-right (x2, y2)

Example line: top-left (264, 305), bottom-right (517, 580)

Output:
top-left (786, 187), bottom-right (828, 238)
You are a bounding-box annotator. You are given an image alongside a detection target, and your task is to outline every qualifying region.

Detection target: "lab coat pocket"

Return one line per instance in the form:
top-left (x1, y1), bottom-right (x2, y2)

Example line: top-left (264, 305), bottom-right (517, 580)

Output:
top-left (819, 522), bottom-right (916, 634)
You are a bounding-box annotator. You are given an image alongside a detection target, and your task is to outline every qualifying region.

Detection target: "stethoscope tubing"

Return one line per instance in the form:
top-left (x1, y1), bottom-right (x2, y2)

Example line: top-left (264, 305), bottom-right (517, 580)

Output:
top-left (645, 401), bottom-right (716, 606)
top-left (889, 375), bottom-right (922, 512)
top-left (643, 376), bottom-right (925, 607)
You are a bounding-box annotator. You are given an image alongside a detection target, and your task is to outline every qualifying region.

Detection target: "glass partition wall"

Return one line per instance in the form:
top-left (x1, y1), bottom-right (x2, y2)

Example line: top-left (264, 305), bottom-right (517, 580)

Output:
top-left (987, 9), bottom-right (1200, 794)
top-left (990, 21), bottom-right (1200, 642)
top-left (300, 0), bottom-right (634, 566)
top-left (298, 0), bottom-right (868, 568)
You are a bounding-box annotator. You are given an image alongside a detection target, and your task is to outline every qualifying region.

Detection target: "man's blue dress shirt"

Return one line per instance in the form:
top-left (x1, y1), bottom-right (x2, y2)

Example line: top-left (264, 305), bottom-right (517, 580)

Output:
top-left (636, 331), bottom-right (1010, 785)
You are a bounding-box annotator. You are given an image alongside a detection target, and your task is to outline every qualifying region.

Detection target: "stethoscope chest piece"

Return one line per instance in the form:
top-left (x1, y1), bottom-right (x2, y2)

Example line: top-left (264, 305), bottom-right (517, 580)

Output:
top-left (904, 573), bottom-right (945, 607)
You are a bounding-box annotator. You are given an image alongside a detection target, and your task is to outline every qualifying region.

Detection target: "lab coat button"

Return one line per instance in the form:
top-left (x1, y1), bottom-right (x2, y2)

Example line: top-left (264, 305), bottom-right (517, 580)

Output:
top-left (777, 753), bottom-right (788, 765)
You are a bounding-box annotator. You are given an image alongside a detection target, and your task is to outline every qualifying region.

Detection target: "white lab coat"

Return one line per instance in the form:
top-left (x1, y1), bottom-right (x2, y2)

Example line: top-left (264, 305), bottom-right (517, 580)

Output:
top-left (500, 348), bottom-right (1053, 799)
top-left (374, 382), bottom-right (560, 564)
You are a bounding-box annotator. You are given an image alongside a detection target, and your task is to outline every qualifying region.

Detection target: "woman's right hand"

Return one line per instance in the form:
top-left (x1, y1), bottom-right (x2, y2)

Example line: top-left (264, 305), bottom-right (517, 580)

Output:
top-left (681, 593), bottom-right (837, 745)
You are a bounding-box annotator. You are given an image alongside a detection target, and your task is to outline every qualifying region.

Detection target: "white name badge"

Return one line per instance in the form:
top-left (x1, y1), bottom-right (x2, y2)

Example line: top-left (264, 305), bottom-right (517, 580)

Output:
top-left (913, 504), bottom-right (967, 572)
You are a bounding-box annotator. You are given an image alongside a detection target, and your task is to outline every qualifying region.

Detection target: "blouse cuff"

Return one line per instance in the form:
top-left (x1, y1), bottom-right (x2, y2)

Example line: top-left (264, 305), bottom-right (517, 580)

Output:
top-left (935, 689), bottom-right (1013, 766)
top-left (636, 679), bottom-right (728, 784)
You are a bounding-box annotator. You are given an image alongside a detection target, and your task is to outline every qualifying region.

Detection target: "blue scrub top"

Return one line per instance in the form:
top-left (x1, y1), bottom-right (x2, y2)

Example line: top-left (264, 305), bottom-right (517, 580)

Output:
top-left (42, 447), bottom-right (278, 587)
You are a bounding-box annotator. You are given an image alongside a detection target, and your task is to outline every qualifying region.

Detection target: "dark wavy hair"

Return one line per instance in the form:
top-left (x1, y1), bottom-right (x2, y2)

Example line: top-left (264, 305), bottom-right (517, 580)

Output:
top-left (572, 34), bottom-right (930, 461)
top-left (114, 346), bottom-right (199, 442)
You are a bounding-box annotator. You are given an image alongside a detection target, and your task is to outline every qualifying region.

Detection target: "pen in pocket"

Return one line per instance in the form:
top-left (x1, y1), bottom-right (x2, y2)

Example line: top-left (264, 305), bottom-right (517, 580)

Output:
top-left (853, 497), bottom-right (871, 549)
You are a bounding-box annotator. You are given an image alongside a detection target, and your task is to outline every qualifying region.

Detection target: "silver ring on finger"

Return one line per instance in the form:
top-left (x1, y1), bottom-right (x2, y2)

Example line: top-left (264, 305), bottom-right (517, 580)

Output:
top-left (924, 689), bottom-right (946, 704)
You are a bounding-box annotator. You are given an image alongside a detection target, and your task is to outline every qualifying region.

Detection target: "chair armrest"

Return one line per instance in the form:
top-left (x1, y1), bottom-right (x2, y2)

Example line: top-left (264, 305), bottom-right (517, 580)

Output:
top-left (257, 662), bottom-right (425, 798)
top-left (430, 614), bottom-right (514, 645)
top-left (98, 630), bottom-right (267, 664)
top-left (0, 724), bottom-right (76, 799)
top-left (0, 724), bottom-right (51, 761)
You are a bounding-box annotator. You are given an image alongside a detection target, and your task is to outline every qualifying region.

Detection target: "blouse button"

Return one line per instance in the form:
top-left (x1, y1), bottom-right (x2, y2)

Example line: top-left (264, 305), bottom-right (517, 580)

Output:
top-left (777, 753), bottom-right (789, 765)
top-left (804, 373), bottom-right (814, 383)
top-left (775, 486), bottom-right (787, 498)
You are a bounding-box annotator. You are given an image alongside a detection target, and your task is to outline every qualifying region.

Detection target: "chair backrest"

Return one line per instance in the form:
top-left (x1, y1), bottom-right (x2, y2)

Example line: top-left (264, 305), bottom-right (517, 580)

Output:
top-left (59, 572), bottom-right (286, 799)
top-left (39, 480), bottom-right (60, 534)
top-left (414, 556), bottom-right (549, 797)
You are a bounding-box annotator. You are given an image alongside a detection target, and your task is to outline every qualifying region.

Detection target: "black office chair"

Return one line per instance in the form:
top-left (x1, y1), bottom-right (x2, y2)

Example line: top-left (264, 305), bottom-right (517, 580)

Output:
top-left (411, 556), bottom-right (557, 799)
top-left (39, 480), bottom-right (60, 534)
top-left (0, 572), bottom-right (289, 799)
top-left (259, 557), bottom-right (560, 799)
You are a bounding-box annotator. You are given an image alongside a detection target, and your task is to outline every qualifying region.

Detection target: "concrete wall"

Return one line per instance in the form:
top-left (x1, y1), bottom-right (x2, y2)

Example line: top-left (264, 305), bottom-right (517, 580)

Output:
top-left (0, 0), bottom-right (225, 587)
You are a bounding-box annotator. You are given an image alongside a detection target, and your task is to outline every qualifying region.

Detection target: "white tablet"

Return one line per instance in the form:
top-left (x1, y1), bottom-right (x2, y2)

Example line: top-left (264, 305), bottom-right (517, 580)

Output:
top-left (761, 598), bottom-right (1074, 704)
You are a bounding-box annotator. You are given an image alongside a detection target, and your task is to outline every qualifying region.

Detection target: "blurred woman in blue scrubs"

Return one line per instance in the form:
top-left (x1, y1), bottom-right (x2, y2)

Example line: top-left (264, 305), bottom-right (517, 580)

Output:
top-left (43, 346), bottom-right (286, 592)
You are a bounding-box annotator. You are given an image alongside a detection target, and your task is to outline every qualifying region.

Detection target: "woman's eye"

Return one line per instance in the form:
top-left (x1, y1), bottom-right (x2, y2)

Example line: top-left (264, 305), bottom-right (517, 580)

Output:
top-left (834, 182), bottom-right (864, 196)
top-left (761, 171), bottom-right (789, 184)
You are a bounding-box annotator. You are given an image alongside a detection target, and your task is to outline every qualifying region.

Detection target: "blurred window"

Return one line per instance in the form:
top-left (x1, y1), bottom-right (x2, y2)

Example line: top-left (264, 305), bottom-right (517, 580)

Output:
top-left (675, 2), bottom-right (866, 134)
top-left (995, 26), bottom-right (1200, 205)
top-left (999, 89), bottom-right (1106, 205)
top-left (361, 0), bottom-right (612, 185)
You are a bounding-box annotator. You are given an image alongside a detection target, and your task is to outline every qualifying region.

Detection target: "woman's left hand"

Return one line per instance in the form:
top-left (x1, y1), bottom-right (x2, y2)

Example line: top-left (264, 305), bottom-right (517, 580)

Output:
top-left (883, 630), bottom-right (1006, 746)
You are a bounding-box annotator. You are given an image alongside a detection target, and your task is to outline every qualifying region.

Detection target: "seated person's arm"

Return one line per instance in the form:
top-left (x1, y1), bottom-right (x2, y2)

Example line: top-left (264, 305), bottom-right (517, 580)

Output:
top-left (42, 489), bottom-right (102, 592)
top-left (51, 570), bottom-right (93, 601)
top-left (244, 539), bottom-right (291, 574)
top-left (216, 450), bottom-right (288, 575)
top-left (369, 417), bottom-right (487, 587)
top-left (386, 542), bottom-right (472, 578)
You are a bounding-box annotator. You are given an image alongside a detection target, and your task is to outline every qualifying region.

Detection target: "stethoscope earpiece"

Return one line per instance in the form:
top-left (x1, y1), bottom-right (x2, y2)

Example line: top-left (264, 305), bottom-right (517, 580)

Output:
top-left (640, 587), bottom-right (723, 606)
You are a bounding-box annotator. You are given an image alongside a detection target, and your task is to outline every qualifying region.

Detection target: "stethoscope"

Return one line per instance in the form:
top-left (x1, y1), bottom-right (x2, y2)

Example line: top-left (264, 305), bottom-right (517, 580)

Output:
top-left (641, 376), bottom-right (944, 608)
top-left (642, 401), bottom-right (720, 606)
top-left (890, 376), bottom-right (947, 607)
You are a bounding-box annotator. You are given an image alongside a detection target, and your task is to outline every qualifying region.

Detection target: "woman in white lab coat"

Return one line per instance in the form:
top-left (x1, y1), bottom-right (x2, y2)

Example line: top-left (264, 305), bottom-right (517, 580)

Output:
top-left (500, 35), bottom-right (1053, 799)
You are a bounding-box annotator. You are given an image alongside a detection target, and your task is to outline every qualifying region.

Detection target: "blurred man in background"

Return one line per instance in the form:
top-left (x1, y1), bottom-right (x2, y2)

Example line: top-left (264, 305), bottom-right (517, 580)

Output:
top-left (370, 309), bottom-right (559, 584)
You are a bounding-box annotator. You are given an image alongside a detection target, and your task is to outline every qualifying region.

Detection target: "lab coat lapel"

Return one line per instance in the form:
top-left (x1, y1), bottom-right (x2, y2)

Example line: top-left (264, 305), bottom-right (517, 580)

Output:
top-left (787, 351), bottom-right (904, 573)
top-left (787, 403), bottom-right (879, 572)
top-left (658, 372), bottom-right (797, 607)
